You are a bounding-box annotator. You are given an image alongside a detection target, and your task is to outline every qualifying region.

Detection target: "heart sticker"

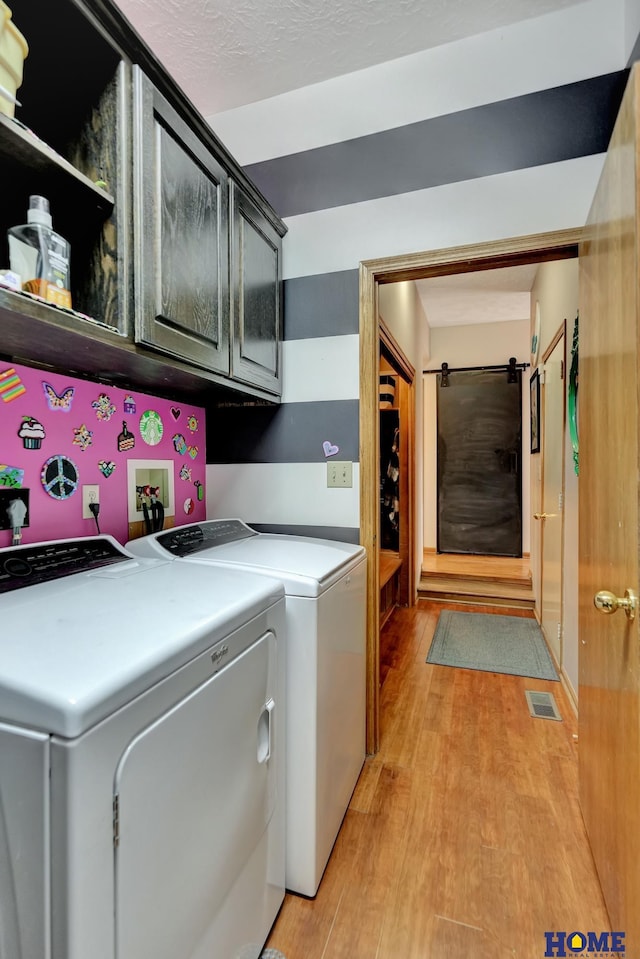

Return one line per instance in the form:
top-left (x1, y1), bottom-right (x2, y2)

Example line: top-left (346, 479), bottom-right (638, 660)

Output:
top-left (323, 440), bottom-right (339, 457)
top-left (98, 459), bottom-right (116, 477)
top-left (170, 407), bottom-right (181, 420)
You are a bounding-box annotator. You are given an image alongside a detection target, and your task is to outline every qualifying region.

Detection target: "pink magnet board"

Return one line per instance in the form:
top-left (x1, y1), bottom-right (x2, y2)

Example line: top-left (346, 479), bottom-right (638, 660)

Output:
top-left (0, 361), bottom-right (206, 548)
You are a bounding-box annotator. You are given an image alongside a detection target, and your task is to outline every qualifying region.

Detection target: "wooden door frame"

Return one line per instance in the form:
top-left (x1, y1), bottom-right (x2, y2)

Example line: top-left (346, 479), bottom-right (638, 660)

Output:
top-left (360, 227), bottom-right (583, 754)
top-left (538, 322), bottom-right (567, 672)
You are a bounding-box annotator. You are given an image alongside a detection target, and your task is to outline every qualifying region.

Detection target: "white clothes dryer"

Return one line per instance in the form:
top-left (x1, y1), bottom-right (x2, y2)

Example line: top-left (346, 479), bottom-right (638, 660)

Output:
top-left (0, 535), bottom-right (286, 959)
top-left (127, 519), bottom-right (367, 897)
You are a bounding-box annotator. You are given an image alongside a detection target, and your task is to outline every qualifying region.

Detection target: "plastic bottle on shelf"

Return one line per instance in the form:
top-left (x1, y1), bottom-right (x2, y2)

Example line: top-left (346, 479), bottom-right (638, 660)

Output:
top-left (8, 194), bottom-right (71, 308)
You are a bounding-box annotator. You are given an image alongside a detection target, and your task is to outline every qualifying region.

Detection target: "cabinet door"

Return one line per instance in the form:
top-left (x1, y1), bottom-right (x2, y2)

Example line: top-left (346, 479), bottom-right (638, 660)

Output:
top-left (230, 183), bottom-right (282, 395)
top-left (133, 68), bottom-right (229, 374)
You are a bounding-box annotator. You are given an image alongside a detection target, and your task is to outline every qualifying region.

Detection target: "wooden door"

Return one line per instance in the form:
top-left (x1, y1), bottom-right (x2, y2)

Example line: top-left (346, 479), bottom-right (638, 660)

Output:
top-left (436, 369), bottom-right (522, 556)
top-left (539, 331), bottom-right (565, 664)
top-left (579, 64), bottom-right (640, 952)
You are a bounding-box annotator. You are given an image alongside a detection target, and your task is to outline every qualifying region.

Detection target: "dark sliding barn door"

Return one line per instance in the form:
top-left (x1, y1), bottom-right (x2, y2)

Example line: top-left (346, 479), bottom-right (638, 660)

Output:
top-left (437, 369), bottom-right (522, 556)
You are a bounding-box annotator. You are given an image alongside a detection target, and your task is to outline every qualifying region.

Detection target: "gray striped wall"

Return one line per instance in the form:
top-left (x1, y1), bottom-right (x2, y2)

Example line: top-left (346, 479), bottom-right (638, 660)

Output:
top-left (245, 73), bottom-right (627, 218)
top-left (206, 9), bottom-right (638, 542)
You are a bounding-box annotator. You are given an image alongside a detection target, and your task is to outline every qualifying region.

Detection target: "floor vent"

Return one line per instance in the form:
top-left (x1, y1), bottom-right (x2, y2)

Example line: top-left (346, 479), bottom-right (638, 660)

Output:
top-left (525, 690), bottom-right (562, 721)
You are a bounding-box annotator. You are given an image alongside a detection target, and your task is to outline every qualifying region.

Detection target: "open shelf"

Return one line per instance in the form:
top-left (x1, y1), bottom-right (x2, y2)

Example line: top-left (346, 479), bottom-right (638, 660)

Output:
top-left (0, 113), bottom-right (115, 215)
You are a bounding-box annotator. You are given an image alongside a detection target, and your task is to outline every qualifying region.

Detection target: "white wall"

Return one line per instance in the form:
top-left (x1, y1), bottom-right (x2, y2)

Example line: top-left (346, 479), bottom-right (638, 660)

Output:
top-left (625, 0), bottom-right (640, 56)
top-left (422, 319), bottom-right (530, 552)
top-left (530, 258), bottom-right (579, 701)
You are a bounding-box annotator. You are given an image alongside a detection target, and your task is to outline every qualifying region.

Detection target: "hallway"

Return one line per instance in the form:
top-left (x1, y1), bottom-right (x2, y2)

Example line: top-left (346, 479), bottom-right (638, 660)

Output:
top-left (265, 602), bottom-right (610, 958)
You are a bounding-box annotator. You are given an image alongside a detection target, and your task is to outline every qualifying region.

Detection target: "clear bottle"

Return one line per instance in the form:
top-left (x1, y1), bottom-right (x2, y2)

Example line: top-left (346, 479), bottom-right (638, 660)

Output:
top-left (8, 195), bottom-right (71, 308)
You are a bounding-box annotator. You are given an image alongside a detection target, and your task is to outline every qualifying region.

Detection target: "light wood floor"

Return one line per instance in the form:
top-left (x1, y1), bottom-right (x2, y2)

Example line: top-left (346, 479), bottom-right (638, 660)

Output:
top-left (265, 601), bottom-right (610, 959)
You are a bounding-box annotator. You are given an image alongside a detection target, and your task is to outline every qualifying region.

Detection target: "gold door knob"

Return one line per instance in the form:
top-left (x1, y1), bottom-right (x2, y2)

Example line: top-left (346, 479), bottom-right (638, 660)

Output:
top-left (594, 588), bottom-right (638, 621)
top-left (533, 512), bottom-right (557, 520)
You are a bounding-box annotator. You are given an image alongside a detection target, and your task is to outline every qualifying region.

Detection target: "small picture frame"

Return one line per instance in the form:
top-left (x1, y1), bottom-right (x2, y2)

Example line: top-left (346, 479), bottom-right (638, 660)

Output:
top-left (530, 369), bottom-right (541, 454)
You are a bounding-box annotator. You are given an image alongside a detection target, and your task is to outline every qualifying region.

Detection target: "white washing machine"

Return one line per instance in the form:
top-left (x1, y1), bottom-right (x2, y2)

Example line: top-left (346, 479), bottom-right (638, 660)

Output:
top-left (127, 519), bottom-right (367, 897)
top-left (0, 535), bottom-right (286, 959)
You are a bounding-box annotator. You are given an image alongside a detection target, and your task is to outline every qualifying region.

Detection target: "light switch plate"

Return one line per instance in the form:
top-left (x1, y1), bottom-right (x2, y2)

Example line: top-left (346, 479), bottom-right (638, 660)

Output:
top-left (327, 461), bottom-right (352, 488)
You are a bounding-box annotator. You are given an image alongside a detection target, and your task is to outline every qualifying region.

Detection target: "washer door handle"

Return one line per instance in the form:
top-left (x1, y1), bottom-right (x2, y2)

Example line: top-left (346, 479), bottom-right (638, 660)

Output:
top-left (257, 698), bottom-right (275, 763)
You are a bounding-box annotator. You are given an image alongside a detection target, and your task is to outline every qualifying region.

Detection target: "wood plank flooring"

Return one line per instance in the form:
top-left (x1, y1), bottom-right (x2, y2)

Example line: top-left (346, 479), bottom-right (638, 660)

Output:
top-left (264, 601), bottom-right (610, 959)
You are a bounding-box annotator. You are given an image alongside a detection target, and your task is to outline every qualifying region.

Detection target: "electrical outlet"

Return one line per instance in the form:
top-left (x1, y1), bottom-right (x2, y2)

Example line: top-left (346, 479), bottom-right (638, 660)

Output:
top-left (327, 461), bottom-right (353, 488)
top-left (0, 488), bottom-right (30, 530)
top-left (82, 484), bottom-right (100, 519)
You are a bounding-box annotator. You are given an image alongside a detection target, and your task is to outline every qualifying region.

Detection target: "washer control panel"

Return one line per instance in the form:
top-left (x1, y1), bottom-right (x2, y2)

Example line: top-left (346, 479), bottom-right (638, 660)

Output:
top-left (157, 519), bottom-right (257, 557)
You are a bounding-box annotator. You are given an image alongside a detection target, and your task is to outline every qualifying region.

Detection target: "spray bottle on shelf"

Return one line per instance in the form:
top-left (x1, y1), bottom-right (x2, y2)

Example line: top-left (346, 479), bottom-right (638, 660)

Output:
top-left (8, 195), bottom-right (71, 308)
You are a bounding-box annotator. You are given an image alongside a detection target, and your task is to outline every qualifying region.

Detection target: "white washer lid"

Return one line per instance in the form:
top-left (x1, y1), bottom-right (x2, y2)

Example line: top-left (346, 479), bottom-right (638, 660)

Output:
top-left (0, 539), bottom-right (283, 738)
top-left (127, 521), bottom-right (366, 597)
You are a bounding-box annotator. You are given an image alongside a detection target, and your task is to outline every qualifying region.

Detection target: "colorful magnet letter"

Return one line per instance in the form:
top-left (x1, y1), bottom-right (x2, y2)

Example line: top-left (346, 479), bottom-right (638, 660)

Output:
top-left (117, 421), bottom-right (136, 452)
top-left (0, 367), bottom-right (26, 402)
top-left (172, 433), bottom-right (187, 455)
top-left (0, 465), bottom-right (25, 488)
top-left (41, 455), bottom-right (79, 500)
top-left (92, 392), bottom-right (117, 421)
top-left (139, 410), bottom-right (164, 446)
top-left (18, 416), bottom-right (45, 449)
top-left (42, 381), bottom-right (75, 412)
top-left (72, 424), bottom-right (94, 452)
top-left (323, 440), bottom-right (340, 457)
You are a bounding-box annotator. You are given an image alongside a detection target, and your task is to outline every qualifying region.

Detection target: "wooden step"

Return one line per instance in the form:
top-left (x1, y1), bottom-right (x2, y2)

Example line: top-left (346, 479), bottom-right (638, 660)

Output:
top-left (418, 573), bottom-right (535, 609)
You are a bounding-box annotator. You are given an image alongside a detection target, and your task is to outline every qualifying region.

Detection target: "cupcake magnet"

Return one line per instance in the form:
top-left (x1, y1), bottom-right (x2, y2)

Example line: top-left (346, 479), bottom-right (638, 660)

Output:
top-left (18, 416), bottom-right (46, 449)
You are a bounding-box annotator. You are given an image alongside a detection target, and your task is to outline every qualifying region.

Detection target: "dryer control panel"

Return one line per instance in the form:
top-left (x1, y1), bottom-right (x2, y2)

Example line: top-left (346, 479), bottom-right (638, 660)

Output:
top-left (0, 538), bottom-right (130, 592)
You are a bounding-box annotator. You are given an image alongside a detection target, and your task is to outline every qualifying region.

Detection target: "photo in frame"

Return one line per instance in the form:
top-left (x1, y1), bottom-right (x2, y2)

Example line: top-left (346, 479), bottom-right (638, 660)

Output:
top-left (530, 369), bottom-right (541, 454)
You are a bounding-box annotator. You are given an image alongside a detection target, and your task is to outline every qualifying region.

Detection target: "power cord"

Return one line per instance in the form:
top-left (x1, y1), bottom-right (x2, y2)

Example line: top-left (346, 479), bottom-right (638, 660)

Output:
top-left (88, 500), bottom-right (101, 534)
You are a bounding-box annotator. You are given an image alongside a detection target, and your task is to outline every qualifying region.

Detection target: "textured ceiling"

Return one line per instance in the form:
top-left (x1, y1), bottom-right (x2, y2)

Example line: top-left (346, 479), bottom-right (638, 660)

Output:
top-left (416, 264), bottom-right (538, 327)
top-left (113, 0), bottom-right (584, 115)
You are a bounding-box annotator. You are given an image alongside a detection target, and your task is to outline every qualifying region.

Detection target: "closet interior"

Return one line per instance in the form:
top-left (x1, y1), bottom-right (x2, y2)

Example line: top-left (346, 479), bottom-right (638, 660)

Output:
top-left (378, 336), bottom-right (414, 629)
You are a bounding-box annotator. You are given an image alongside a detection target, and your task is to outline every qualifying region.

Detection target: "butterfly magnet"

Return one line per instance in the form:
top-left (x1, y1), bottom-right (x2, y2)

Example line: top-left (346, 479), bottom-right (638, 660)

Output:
top-left (43, 381), bottom-right (75, 412)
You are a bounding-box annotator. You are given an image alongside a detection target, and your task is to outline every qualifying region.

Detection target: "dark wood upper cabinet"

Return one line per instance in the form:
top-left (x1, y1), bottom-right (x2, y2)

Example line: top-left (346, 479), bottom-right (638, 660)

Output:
top-left (132, 68), bottom-right (230, 375)
top-left (231, 183), bottom-right (282, 395)
top-left (0, 0), bottom-right (286, 403)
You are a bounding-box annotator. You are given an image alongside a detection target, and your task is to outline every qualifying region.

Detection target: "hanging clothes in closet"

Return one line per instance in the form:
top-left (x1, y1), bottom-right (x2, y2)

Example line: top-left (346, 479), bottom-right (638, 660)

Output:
top-left (380, 414), bottom-right (400, 551)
